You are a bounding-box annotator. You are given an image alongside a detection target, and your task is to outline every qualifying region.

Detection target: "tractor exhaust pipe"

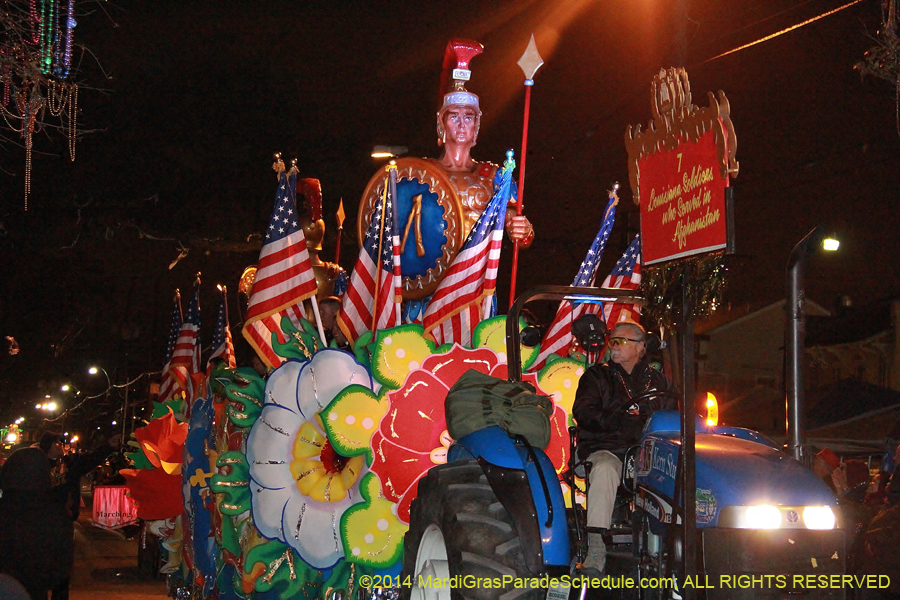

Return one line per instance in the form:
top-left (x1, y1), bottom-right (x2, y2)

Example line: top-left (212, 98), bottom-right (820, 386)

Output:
top-left (785, 225), bottom-right (825, 463)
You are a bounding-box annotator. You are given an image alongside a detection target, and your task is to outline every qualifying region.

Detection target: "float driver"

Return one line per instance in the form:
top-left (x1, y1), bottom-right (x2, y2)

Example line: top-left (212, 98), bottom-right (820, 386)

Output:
top-left (572, 321), bottom-right (674, 573)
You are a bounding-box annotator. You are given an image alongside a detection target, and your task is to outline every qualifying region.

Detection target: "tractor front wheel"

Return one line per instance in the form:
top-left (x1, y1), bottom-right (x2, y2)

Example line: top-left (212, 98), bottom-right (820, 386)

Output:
top-left (403, 460), bottom-right (545, 600)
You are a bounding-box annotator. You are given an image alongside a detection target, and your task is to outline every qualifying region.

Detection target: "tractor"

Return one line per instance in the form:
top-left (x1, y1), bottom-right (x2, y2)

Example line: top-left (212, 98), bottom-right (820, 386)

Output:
top-left (400, 286), bottom-right (845, 600)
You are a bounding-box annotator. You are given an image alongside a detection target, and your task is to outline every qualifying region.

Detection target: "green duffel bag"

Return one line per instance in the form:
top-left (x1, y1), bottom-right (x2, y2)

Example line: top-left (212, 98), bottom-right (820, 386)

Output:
top-left (444, 369), bottom-right (554, 449)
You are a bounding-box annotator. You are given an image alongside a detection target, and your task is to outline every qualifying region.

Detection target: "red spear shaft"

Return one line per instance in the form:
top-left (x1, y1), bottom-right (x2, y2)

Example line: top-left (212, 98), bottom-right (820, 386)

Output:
top-left (509, 35), bottom-right (544, 310)
top-left (334, 198), bottom-right (345, 265)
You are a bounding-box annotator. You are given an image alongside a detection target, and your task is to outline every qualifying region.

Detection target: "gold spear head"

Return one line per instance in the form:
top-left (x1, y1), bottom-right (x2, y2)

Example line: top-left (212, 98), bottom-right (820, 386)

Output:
top-left (336, 198), bottom-right (345, 228)
top-left (517, 34), bottom-right (544, 81)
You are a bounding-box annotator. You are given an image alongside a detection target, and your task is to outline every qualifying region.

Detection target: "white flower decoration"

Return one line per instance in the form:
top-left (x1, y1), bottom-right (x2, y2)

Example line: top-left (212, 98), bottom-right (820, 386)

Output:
top-left (247, 349), bottom-right (373, 569)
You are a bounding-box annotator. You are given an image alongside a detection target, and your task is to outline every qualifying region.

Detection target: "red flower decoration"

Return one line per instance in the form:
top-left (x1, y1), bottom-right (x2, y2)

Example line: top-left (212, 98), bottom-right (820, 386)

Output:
top-left (120, 409), bottom-right (189, 520)
top-left (134, 409), bottom-right (188, 474)
top-left (120, 466), bottom-right (184, 520)
top-left (368, 345), bottom-right (562, 523)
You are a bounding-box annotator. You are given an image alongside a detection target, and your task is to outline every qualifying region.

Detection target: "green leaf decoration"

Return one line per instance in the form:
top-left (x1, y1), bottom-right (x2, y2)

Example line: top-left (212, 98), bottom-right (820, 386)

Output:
top-left (370, 325), bottom-right (435, 389)
top-left (352, 330), bottom-right (376, 370)
top-left (340, 472), bottom-right (407, 568)
top-left (216, 511), bottom-right (243, 560)
top-left (321, 385), bottom-right (388, 461)
top-left (322, 560), bottom-right (374, 600)
top-left (150, 398), bottom-right (184, 420)
top-left (244, 539), bottom-right (320, 596)
top-left (210, 450), bottom-right (251, 516)
top-left (218, 366), bottom-right (266, 428)
top-left (125, 449), bottom-right (155, 470)
top-left (472, 315), bottom-right (539, 370)
top-left (273, 315), bottom-right (322, 362)
top-left (208, 361), bottom-right (236, 398)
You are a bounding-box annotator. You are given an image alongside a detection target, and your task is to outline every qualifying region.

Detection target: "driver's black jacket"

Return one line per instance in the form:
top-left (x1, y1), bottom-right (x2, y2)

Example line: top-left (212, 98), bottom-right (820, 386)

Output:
top-left (572, 358), bottom-right (674, 460)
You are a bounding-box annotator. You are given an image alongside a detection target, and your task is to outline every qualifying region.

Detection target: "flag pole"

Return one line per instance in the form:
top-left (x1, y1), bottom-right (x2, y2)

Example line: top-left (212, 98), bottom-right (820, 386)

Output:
top-left (309, 295), bottom-right (327, 349)
top-left (388, 166), bottom-right (403, 326)
top-left (217, 284), bottom-right (230, 353)
top-left (509, 34), bottom-right (544, 310)
top-left (219, 284), bottom-right (228, 322)
top-left (334, 198), bottom-right (345, 264)
top-left (371, 175), bottom-right (390, 332)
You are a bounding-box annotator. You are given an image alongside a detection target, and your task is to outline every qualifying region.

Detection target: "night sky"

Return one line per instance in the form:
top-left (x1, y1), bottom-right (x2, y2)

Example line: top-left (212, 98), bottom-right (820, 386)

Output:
top-left (2, 0), bottom-right (898, 435)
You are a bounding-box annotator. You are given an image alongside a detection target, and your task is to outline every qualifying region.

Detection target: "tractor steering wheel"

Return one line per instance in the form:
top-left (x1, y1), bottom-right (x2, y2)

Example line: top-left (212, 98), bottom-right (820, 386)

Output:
top-left (629, 388), bottom-right (680, 415)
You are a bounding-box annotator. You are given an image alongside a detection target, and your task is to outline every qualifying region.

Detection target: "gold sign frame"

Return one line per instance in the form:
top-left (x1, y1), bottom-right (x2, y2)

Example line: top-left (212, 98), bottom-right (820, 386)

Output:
top-left (625, 68), bottom-right (739, 208)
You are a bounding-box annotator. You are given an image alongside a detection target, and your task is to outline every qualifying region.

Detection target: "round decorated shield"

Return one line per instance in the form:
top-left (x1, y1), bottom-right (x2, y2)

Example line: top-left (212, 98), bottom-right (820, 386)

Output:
top-left (357, 157), bottom-right (465, 300)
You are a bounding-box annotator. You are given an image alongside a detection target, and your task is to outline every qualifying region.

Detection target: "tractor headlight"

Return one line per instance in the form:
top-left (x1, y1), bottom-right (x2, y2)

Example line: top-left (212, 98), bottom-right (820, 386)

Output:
top-left (744, 504), bottom-right (782, 529)
top-left (802, 506), bottom-right (836, 530)
top-left (719, 505), bottom-right (838, 529)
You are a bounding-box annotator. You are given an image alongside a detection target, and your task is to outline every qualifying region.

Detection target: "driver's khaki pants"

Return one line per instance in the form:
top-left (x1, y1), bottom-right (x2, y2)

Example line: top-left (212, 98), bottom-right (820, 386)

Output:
top-left (586, 449), bottom-right (622, 529)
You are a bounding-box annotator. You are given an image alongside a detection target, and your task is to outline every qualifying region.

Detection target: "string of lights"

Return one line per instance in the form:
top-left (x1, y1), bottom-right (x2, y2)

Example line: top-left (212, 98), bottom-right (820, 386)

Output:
top-left (43, 369), bottom-right (162, 423)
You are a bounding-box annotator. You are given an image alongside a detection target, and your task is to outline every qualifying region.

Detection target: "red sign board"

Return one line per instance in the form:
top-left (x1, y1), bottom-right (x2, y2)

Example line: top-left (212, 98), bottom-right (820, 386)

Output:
top-left (92, 485), bottom-right (139, 530)
top-left (638, 128), bottom-right (729, 265)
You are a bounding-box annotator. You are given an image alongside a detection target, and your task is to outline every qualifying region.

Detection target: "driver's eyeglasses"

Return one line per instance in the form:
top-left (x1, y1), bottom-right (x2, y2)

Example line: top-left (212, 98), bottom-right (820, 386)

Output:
top-left (608, 337), bottom-right (642, 347)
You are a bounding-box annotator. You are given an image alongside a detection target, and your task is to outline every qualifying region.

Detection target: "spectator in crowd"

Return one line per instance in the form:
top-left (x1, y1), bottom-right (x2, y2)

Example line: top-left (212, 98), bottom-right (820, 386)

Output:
top-left (318, 296), bottom-right (341, 343)
top-left (0, 574), bottom-right (30, 600)
top-left (833, 459), bottom-right (870, 499)
top-left (37, 431), bottom-right (120, 599)
top-left (813, 447), bottom-right (841, 493)
top-left (39, 431), bottom-right (121, 518)
top-left (319, 296), bottom-right (350, 350)
top-left (0, 447), bottom-right (73, 600)
top-left (851, 444), bottom-right (900, 599)
top-left (865, 442), bottom-right (900, 506)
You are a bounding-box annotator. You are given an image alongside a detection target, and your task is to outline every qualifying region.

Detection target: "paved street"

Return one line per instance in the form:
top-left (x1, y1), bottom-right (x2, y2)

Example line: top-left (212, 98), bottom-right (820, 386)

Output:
top-left (70, 503), bottom-right (167, 600)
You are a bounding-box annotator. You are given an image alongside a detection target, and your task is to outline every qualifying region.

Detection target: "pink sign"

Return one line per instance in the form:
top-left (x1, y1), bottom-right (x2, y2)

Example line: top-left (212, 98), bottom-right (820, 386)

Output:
top-left (92, 485), bottom-right (139, 530)
top-left (638, 128), bottom-right (729, 265)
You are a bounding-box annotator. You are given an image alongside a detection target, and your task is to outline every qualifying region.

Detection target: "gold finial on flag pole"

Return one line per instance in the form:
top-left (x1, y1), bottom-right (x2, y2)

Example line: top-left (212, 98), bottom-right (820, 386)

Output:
top-left (272, 152), bottom-right (285, 176)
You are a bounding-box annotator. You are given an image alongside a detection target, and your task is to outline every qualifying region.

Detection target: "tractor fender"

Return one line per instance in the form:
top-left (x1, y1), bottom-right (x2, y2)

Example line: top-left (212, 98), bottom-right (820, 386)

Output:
top-left (447, 425), bottom-right (571, 568)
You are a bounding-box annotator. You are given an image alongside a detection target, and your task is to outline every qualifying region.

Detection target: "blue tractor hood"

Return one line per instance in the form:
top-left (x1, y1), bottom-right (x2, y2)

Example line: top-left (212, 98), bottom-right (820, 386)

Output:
top-left (637, 412), bottom-right (838, 528)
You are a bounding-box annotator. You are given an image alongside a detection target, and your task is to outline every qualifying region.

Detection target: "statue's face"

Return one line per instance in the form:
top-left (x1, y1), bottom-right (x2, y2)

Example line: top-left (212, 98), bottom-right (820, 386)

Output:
top-left (442, 105), bottom-right (478, 146)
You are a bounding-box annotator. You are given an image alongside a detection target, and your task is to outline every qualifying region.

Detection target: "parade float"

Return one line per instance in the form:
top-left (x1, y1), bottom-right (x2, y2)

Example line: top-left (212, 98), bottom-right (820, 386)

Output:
top-left (119, 38), bottom-right (743, 599)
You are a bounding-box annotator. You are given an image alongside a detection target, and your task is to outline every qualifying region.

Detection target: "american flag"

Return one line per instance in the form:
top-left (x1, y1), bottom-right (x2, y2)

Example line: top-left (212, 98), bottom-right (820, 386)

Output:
top-left (168, 279), bottom-right (201, 404)
top-left (531, 193), bottom-right (619, 371)
top-left (423, 156), bottom-right (514, 345)
top-left (207, 287), bottom-right (236, 370)
top-left (242, 167), bottom-right (318, 368)
top-left (157, 291), bottom-right (183, 403)
top-left (429, 301), bottom-right (483, 347)
top-left (599, 234), bottom-right (642, 325)
top-left (339, 166), bottom-right (401, 341)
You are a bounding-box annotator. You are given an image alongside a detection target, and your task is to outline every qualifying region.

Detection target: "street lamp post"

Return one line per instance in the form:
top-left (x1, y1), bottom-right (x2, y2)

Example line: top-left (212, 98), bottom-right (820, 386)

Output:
top-left (89, 366), bottom-right (124, 437)
top-left (88, 366), bottom-right (111, 390)
top-left (785, 225), bottom-right (837, 463)
top-left (59, 384), bottom-right (81, 436)
top-left (122, 373), bottom-right (130, 439)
